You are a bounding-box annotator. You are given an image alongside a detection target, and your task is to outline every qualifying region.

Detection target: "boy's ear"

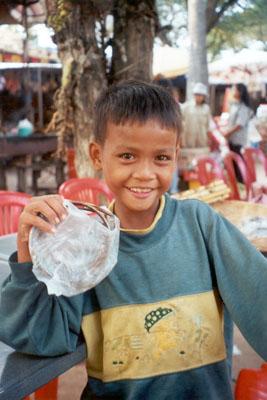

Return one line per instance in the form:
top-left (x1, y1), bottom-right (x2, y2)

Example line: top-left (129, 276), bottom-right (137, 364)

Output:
top-left (89, 141), bottom-right (102, 170)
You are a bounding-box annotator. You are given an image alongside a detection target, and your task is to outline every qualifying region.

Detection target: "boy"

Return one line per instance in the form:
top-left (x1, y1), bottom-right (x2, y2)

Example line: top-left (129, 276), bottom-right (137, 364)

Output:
top-left (0, 81), bottom-right (266, 400)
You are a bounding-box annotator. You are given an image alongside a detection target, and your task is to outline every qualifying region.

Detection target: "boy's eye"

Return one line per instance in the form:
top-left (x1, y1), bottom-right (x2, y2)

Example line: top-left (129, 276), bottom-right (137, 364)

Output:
top-left (156, 154), bottom-right (171, 161)
top-left (119, 153), bottom-right (134, 160)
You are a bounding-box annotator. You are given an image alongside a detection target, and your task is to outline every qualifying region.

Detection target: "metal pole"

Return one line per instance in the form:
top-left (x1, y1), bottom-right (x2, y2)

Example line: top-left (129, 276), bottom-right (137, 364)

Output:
top-left (37, 68), bottom-right (43, 130)
top-left (22, 2), bottom-right (32, 121)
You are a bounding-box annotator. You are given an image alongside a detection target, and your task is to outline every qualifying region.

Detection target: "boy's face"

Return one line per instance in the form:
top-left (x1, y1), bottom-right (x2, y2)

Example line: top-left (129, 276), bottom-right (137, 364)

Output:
top-left (90, 119), bottom-right (179, 229)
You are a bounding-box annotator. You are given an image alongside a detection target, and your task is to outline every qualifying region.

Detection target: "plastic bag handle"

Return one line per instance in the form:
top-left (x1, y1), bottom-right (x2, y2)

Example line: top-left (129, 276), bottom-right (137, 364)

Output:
top-left (71, 201), bottom-right (113, 229)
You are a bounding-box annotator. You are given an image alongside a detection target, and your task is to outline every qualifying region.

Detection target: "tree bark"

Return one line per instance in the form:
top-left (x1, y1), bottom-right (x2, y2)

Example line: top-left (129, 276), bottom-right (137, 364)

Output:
top-left (111, 0), bottom-right (156, 83)
top-left (187, 0), bottom-right (209, 100)
top-left (46, 0), bottom-right (107, 177)
top-left (45, 0), bottom-right (156, 176)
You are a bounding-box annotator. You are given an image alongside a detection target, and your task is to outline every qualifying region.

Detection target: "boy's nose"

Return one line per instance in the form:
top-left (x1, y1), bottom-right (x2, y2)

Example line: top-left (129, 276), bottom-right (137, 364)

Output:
top-left (132, 161), bottom-right (156, 180)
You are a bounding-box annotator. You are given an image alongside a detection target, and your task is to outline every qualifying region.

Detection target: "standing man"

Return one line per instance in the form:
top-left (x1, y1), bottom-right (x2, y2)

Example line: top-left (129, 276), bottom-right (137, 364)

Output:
top-left (181, 82), bottom-right (211, 149)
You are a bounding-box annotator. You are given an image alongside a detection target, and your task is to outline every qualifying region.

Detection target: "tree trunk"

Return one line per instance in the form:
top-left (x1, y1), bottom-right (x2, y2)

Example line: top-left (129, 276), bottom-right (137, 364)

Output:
top-left (187, 0), bottom-right (209, 100)
top-left (111, 0), bottom-right (156, 83)
top-left (46, 0), bottom-right (107, 177)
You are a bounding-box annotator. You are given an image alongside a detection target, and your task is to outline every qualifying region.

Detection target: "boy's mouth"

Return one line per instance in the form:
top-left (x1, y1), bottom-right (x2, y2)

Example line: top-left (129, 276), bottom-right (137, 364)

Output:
top-left (127, 187), bottom-right (153, 194)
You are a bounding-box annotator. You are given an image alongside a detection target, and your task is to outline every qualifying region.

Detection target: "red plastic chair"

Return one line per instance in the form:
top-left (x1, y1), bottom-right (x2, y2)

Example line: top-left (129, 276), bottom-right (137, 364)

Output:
top-left (243, 147), bottom-right (267, 183)
top-left (58, 178), bottom-right (114, 205)
top-left (197, 157), bottom-right (225, 185)
top-left (0, 191), bottom-right (59, 400)
top-left (0, 191), bottom-right (32, 236)
top-left (23, 378), bottom-right (58, 400)
top-left (235, 363), bottom-right (267, 400)
top-left (223, 151), bottom-right (251, 200)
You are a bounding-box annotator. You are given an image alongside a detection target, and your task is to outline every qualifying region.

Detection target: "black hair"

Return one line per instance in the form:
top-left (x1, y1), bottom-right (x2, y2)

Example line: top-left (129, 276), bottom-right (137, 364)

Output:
top-left (235, 83), bottom-right (251, 107)
top-left (93, 80), bottom-right (182, 143)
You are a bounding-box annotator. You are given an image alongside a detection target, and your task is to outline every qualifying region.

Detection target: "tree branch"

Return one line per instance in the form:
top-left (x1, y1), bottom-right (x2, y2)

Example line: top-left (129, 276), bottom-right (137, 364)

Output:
top-left (206, 0), bottom-right (238, 33)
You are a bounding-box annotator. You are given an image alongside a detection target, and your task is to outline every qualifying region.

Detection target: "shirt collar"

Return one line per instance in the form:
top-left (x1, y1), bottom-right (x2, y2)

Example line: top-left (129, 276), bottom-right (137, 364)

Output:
top-left (109, 196), bottom-right (165, 235)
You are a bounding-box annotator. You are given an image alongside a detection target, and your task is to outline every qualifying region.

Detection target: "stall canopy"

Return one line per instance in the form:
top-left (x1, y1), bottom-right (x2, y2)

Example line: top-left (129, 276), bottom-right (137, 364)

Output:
top-left (153, 47), bottom-right (267, 93)
top-left (208, 49), bottom-right (267, 91)
top-left (153, 45), bottom-right (189, 78)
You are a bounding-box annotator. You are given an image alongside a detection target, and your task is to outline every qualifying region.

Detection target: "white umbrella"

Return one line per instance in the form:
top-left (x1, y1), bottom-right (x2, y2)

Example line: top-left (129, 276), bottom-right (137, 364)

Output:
top-left (209, 49), bottom-right (267, 88)
top-left (153, 45), bottom-right (189, 78)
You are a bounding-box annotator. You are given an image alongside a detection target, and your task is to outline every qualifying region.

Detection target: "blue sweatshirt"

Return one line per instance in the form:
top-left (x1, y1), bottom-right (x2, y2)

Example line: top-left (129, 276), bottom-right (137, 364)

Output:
top-left (0, 195), bottom-right (267, 400)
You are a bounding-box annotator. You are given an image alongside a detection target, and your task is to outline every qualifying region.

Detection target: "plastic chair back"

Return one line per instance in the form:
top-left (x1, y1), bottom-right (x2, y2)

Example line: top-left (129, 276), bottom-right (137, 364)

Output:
top-left (0, 191), bottom-right (31, 236)
top-left (235, 363), bottom-right (267, 400)
top-left (58, 178), bottom-right (113, 205)
top-left (197, 157), bottom-right (225, 185)
top-left (243, 147), bottom-right (267, 183)
top-left (66, 148), bottom-right (78, 179)
top-left (223, 151), bottom-right (251, 200)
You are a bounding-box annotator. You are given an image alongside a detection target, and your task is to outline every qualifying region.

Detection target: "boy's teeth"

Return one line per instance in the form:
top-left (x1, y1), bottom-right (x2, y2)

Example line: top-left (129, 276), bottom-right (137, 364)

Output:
top-left (129, 187), bottom-right (151, 193)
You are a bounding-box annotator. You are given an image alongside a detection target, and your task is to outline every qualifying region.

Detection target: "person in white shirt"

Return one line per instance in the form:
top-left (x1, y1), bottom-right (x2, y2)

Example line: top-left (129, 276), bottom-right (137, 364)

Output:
top-left (223, 83), bottom-right (253, 181)
top-left (181, 82), bottom-right (211, 149)
top-left (224, 84), bottom-right (253, 152)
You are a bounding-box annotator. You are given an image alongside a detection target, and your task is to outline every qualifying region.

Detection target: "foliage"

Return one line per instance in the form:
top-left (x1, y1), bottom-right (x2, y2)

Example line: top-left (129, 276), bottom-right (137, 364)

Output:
top-left (207, 0), bottom-right (267, 57)
top-left (46, 0), bottom-right (72, 32)
top-left (156, 0), bottom-right (187, 47)
top-left (156, 0), bottom-right (267, 58)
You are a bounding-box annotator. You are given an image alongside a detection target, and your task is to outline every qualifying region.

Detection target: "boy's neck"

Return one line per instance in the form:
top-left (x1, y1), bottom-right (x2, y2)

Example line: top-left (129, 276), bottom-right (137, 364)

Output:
top-left (113, 198), bottom-right (162, 231)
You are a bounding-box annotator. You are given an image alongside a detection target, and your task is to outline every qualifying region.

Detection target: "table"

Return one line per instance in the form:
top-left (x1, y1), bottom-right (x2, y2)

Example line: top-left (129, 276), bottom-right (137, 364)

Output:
top-left (0, 134), bottom-right (58, 160)
top-left (0, 235), bottom-right (86, 400)
top-left (212, 200), bottom-right (267, 253)
top-left (0, 234), bottom-right (17, 262)
top-left (0, 134), bottom-right (65, 193)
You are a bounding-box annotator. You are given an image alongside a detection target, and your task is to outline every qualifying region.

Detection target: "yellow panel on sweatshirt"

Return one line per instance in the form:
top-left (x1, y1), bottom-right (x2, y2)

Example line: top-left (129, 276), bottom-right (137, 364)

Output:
top-left (82, 290), bottom-right (226, 382)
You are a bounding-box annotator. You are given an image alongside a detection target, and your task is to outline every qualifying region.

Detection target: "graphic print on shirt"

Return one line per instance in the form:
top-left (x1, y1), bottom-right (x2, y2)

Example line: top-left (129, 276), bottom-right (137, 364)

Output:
top-left (82, 290), bottom-right (226, 382)
top-left (144, 307), bottom-right (173, 332)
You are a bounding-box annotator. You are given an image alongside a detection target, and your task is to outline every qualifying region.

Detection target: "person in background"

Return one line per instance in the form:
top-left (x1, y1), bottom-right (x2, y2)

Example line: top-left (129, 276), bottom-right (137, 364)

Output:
top-left (259, 125), bottom-right (267, 156)
top-left (223, 83), bottom-right (253, 180)
top-left (17, 113), bottom-right (34, 137)
top-left (181, 82), bottom-right (211, 149)
top-left (255, 105), bottom-right (267, 156)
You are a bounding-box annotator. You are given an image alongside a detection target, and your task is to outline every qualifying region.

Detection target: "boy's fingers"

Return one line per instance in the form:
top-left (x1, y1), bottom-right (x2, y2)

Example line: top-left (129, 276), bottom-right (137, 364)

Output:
top-left (43, 196), bottom-right (68, 222)
top-left (19, 213), bottom-right (56, 243)
top-left (18, 195), bottom-right (68, 243)
top-left (28, 195), bottom-right (67, 225)
top-left (25, 202), bottom-right (60, 226)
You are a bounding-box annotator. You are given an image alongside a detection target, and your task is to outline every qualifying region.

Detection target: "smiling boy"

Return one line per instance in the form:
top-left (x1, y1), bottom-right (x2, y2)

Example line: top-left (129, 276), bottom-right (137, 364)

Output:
top-left (90, 121), bottom-right (179, 230)
top-left (0, 81), bottom-right (266, 400)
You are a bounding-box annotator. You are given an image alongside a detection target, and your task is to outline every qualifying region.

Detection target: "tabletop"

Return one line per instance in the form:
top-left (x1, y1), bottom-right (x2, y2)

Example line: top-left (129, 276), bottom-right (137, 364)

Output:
top-left (212, 200), bottom-right (267, 253)
top-left (0, 133), bottom-right (58, 160)
top-left (0, 236), bottom-right (87, 400)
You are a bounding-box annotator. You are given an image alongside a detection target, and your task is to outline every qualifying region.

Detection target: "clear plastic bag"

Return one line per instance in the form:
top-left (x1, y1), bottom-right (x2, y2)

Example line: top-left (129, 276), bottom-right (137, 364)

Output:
top-left (29, 200), bottom-right (120, 297)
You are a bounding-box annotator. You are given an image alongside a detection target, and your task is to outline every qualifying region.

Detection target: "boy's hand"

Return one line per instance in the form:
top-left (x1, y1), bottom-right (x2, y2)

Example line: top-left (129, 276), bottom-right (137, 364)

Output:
top-left (17, 195), bottom-right (67, 263)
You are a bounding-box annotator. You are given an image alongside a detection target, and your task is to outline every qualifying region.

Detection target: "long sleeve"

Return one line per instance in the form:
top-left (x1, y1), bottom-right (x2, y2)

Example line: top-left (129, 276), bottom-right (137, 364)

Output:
top-left (206, 209), bottom-right (267, 360)
top-left (0, 252), bottom-right (85, 356)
